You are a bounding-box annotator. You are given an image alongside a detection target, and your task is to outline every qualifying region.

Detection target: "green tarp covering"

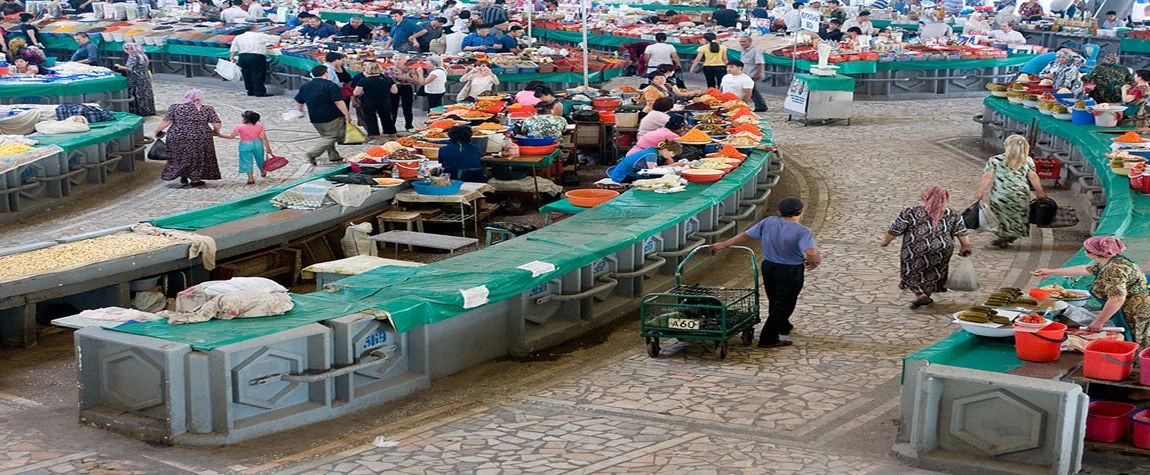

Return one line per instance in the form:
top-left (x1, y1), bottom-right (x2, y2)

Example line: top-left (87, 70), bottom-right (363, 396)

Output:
top-left (540, 197), bottom-right (590, 216)
top-left (35, 112), bottom-right (142, 151)
top-left (1121, 37), bottom-right (1150, 54)
top-left (984, 97), bottom-right (1150, 287)
top-left (112, 122), bottom-right (776, 350)
top-left (763, 53), bottom-right (1036, 75)
top-left (534, 28), bottom-right (705, 55)
top-left (146, 166), bottom-right (351, 230)
top-left (0, 75), bottom-right (126, 98)
top-left (40, 35), bottom-right (166, 53)
top-left (902, 331), bottom-right (1025, 380)
top-left (795, 73), bottom-right (854, 91)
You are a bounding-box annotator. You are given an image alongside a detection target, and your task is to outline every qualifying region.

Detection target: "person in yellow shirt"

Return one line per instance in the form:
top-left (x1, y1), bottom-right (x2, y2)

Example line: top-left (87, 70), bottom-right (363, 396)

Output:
top-left (690, 32), bottom-right (728, 88)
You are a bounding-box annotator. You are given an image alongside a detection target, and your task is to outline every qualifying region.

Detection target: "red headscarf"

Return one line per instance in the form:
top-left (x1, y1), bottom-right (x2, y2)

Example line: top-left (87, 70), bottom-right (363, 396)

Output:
top-left (1084, 236), bottom-right (1126, 258)
top-left (921, 186), bottom-right (949, 224)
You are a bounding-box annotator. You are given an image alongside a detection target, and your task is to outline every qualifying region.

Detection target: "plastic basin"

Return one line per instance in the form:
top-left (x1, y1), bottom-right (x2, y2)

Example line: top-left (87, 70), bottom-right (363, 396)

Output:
top-left (1084, 339), bottom-right (1139, 381)
top-left (518, 144), bottom-right (557, 155)
top-left (515, 135), bottom-right (556, 146)
top-left (565, 189), bottom-right (618, 207)
top-left (682, 169), bottom-right (724, 183)
top-left (412, 179), bottom-right (463, 195)
top-left (1087, 401), bottom-right (1134, 443)
top-left (1132, 407), bottom-right (1150, 449)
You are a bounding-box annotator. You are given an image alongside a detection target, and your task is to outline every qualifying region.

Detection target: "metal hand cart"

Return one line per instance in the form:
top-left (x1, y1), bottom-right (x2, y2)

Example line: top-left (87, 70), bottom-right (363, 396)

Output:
top-left (639, 245), bottom-right (761, 360)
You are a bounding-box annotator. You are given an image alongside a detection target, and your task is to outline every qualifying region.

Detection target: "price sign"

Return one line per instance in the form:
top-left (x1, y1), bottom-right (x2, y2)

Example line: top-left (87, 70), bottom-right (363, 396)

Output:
top-left (800, 9), bottom-right (821, 33)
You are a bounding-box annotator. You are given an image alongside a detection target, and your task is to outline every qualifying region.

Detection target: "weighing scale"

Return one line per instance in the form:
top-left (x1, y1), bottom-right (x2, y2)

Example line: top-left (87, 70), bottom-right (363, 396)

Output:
top-left (784, 42), bottom-right (855, 125)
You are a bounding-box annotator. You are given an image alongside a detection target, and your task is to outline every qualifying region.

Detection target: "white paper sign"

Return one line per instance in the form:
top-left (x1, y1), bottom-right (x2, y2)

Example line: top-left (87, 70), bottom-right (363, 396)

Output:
top-left (460, 286), bottom-right (489, 309)
top-left (517, 261), bottom-right (556, 278)
top-left (800, 9), bottom-right (821, 33)
top-left (782, 76), bottom-right (809, 115)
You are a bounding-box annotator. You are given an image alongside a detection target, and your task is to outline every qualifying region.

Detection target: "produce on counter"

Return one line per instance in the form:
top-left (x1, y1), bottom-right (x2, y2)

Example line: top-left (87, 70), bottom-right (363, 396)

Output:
top-left (0, 234), bottom-right (173, 279)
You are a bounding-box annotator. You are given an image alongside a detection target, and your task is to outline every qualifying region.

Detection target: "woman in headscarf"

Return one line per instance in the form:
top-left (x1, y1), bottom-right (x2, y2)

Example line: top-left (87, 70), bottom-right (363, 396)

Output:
top-left (437, 125), bottom-right (487, 182)
top-left (881, 187), bottom-right (973, 309)
top-left (1121, 69), bottom-right (1150, 128)
top-left (918, 8), bottom-right (953, 40)
top-left (964, 12), bottom-right (993, 36)
top-left (153, 89), bottom-right (222, 187)
top-left (978, 134), bottom-right (1047, 248)
top-left (1083, 53), bottom-right (1134, 104)
top-left (112, 43), bottom-right (155, 116)
top-left (1039, 48), bottom-right (1086, 96)
top-left (1035, 237), bottom-right (1150, 343)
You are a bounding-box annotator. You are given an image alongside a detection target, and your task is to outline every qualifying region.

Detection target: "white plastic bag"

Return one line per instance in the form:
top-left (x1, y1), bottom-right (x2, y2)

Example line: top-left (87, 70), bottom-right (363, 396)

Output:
top-left (215, 58), bottom-right (242, 81)
top-left (978, 201), bottom-right (999, 234)
top-left (341, 222), bottom-right (377, 257)
top-left (946, 257), bottom-right (981, 292)
top-left (281, 109), bottom-right (305, 121)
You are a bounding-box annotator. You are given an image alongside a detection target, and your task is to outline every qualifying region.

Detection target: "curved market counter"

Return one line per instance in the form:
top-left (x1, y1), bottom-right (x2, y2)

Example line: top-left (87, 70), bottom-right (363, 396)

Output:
top-left (56, 121), bottom-right (779, 445)
top-left (0, 75), bottom-right (131, 112)
top-left (892, 97), bottom-right (1150, 473)
top-left (0, 112), bottom-right (145, 223)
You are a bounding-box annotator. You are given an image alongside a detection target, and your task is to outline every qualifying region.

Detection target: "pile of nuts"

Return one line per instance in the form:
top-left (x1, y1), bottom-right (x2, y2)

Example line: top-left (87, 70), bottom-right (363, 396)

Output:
top-left (0, 234), bottom-right (173, 279)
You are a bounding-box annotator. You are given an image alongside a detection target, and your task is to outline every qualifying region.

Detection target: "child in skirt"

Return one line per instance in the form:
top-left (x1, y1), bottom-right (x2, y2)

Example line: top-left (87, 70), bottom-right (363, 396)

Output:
top-left (220, 110), bottom-right (273, 184)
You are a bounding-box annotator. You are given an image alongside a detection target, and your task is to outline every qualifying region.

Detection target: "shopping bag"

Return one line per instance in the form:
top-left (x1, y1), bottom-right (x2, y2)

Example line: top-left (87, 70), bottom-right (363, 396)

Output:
top-left (147, 135), bottom-right (168, 161)
top-left (263, 154), bottom-right (288, 172)
top-left (961, 201), bottom-right (980, 230)
top-left (340, 222), bottom-right (378, 257)
top-left (946, 257), bottom-right (981, 292)
top-left (1029, 197), bottom-right (1058, 225)
top-left (978, 201), bottom-right (998, 234)
top-left (1037, 205), bottom-right (1080, 228)
top-left (215, 58), bottom-right (242, 82)
top-left (341, 122), bottom-right (366, 145)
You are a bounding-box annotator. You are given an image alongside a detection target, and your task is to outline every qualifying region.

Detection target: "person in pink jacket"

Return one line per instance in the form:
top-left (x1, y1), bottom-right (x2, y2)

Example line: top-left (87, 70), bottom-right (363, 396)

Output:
top-left (628, 115), bottom-right (687, 156)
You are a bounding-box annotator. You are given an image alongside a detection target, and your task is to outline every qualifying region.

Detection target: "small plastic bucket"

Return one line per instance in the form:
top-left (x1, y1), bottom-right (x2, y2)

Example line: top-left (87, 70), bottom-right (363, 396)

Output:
top-left (1139, 347), bottom-right (1150, 386)
top-left (1131, 407), bottom-right (1150, 449)
top-left (392, 159), bottom-right (421, 179)
top-left (1014, 322), bottom-right (1066, 362)
top-left (1071, 108), bottom-right (1095, 125)
top-left (1084, 339), bottom-right (1139, 381)
top-left (1095, 111), bottom-right (1122, 127)
top-left (1086, 400), bottom-right (1135, 442)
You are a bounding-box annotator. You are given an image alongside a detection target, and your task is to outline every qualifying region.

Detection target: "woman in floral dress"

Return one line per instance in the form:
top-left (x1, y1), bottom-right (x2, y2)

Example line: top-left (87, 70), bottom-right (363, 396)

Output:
top-left (881, 187), bottom-right (973, 309)
top-left (113, 43), bottom-right (154, 116)
top-left (154, 89), bottom-right (221, 187)
top-left (977, 135), bottom-right (1047, 248)
top-left (1121, 70), bottom-right (1150, 128)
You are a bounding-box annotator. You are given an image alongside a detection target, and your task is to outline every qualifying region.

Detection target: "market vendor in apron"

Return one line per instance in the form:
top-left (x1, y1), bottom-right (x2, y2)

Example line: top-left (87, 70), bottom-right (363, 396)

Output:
top-left (1034, 237), bottom-right (1150, 344)
top-left (606, 139), bottom-right (682, 184)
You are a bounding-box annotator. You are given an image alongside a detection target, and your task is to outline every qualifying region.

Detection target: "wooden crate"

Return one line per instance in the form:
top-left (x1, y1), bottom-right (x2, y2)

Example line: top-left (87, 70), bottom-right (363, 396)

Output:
top-left (213, 247), bottom-right (302, 287)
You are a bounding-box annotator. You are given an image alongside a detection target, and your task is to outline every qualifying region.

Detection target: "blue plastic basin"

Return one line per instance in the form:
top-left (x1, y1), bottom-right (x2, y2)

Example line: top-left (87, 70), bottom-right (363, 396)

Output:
top-left (412, 179), bottom-right (463, 195)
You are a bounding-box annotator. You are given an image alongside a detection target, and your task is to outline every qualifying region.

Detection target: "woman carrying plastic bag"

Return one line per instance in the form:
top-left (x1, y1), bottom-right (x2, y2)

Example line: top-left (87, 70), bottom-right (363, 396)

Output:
top-left (880, 187), bottom-right (975, 309)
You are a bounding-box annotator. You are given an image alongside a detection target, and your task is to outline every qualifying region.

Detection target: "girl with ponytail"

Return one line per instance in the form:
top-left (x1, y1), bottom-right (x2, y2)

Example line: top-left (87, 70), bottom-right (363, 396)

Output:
top-left (690, 32), bottom-right (729, 88)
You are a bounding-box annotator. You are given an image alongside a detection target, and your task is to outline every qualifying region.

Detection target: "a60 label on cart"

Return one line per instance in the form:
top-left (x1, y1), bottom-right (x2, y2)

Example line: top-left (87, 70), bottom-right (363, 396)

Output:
top-left (667, 318), bottom-right (701, 330)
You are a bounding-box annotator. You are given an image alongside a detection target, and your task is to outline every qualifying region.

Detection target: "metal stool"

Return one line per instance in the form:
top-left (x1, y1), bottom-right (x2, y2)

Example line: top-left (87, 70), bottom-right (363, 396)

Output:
top-left (376, 210), bottom-right (424, 252)
top-left (485, 227), bottom-right (516, 245)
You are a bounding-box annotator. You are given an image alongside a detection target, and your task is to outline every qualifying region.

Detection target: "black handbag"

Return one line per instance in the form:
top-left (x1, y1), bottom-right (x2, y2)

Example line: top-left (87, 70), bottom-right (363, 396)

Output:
top-left (147, 133), bottom-right (168, 161)
top-left (961, 201), bottom-right (980, 230)
top-left (1029, 197), bottom-right (1058, 226)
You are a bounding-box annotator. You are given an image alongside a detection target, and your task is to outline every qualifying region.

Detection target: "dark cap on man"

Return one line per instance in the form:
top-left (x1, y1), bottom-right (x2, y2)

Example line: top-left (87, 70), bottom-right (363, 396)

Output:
top-left (778, 198), bottom-right (804, 214)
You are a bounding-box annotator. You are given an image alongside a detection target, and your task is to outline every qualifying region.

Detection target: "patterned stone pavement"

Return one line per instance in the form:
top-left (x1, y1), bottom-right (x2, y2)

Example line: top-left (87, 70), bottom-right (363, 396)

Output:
top-left (0, 77), bottom-right (1140, 474)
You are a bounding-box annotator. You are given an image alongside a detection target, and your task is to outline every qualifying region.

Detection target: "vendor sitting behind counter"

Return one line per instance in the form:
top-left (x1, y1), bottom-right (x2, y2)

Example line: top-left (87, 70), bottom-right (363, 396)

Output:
top-left (439, 125), bottom-right (487, 182)
top-left (607, 139), bottom-right (682, 184)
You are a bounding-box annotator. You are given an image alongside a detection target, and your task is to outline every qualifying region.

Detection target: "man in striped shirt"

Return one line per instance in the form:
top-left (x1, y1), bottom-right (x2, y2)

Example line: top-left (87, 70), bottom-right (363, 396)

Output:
top-left (479, 0), bottom-right (508, 26)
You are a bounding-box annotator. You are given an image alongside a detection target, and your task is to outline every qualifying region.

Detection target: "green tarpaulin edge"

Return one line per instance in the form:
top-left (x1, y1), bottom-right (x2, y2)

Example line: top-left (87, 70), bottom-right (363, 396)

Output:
top-left (34, 112), bottom-right (142, 151)
top-left (146, 165), bottom-right (351, 231)
top-left (111, 122), bottom-right (776, 350)
top-left (901, 331), bottom-right (1025, 382)
top-left (0, 74), bottom-right (126, 99)
top-left (1121, 37), bottom-right (1150, 54)
top-left (794, 73), bottom-right (855, 92)
top-left (762, 53), bottom-right (1036, 75)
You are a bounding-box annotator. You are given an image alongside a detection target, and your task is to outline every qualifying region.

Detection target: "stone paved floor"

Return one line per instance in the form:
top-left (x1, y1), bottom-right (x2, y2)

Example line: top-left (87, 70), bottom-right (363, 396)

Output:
top-left (0, 77), bottom-right (1145, 474)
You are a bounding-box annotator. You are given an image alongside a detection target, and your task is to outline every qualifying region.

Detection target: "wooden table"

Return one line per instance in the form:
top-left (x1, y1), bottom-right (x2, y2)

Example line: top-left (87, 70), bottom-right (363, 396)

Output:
top-left (369, 231), bottom-right (480, 258)
top-left (393, 182), bottom-right (494, 238)
top-left (482, 153), bottom-right (552, 203)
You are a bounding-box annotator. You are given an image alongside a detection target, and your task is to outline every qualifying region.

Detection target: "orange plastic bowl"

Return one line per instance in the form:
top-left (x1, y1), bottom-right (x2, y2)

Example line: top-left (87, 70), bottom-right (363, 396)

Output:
top-left (566, 189), bottom-right (619, 207)
top-left (1029, 288), bottom-right (1050, 300)
top-left (682, 169), bottom-right (725, 183)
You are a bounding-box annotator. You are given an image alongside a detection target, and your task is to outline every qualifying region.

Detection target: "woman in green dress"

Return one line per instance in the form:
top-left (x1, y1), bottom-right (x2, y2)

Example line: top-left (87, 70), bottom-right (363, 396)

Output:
top-left (977, 135), bottom-right (1048, 248)
top-left (1035, 237), bottom-right (1150, 346)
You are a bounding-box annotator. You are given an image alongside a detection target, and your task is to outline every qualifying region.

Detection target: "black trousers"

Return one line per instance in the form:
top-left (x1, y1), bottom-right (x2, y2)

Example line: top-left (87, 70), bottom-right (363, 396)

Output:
top-left (427, 92), bottom-right (444, 110)
top-left (750, 83), bottom-right (768, 112)
top-left (759, 260), bottom-right (805, 344)
top-left (237, 53), bottom-right (267, 96)
top-left (361, 100), bottom-right (395, 136)
top-left (391, 84), bottom-right (415, 130)
top-left (702, 65), bottom-right (726, 88)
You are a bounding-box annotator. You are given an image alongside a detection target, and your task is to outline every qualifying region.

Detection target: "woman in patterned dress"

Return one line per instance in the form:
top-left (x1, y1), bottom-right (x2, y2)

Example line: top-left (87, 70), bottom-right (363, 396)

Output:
top-left (977, 135), bottom-right (1047, 248)
top-left (881, 187), bottom-right (973, 309)
top-left (1035, 237), bottom-right (1150, 346)
top-left (154, 89), bottom-right (222, 187)
top-left (113, 43), bottom-right (155, 116)
top-left (1120, 70), bottom-right (1150, 128)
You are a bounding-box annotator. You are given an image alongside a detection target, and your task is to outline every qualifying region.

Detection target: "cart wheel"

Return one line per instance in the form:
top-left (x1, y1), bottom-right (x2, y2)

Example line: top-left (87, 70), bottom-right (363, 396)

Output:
top-left (714, 341), bottom-right (728, 360)
top-left (740, 328), bottom-right (754, 346)
top-left (647, 339), bottom-right (661, 358)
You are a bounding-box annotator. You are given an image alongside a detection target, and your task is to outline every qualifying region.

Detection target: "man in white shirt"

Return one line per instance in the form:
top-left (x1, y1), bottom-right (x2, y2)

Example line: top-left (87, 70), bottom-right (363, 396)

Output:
top-left (842, 10), bottom-right (876, 36)
top-left (735, 35), bottom-right (767, 112)
top-left (243, 0), bottom-right (265, 20)
top-left (444, 29), bottom-right (467, 55)
top-left (1101, 10), bottom-right (1123, 29)
top-left (643, 32), bottom-right (679, 74)
top-left (720, 60), bottom-right (755, 103)
top-left (783, 1), bottom-right (802, 31)
top-left (220, 0), bottom-right (249, 22)
top-left (988, 21), bottom-right (1026, 43)
top-left (229, 23), bottom-right (280, 96)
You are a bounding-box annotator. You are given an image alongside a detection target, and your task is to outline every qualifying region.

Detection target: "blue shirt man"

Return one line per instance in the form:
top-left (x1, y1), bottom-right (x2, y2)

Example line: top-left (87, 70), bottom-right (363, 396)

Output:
top-left (70, 33), bottom-right (98, 64)
top-left (461, 25), bottom-right (498, 52)
top-left (298, 17), bottom-right (339, 40)
top-left (710, 197), bottom-right (821, 348)
top-left (389, 10), bottom-right (421, 52)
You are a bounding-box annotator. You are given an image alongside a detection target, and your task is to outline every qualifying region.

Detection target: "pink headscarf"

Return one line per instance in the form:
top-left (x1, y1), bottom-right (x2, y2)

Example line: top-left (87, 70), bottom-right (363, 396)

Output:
top-left (921, 186), bottom-right (949, 224)
top-left (184, 88), bottom-right (204, 109)
top-left (123, 43), bottom-right (148, 65)
top-left (1084, 236), bottom-right (1126, 258)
